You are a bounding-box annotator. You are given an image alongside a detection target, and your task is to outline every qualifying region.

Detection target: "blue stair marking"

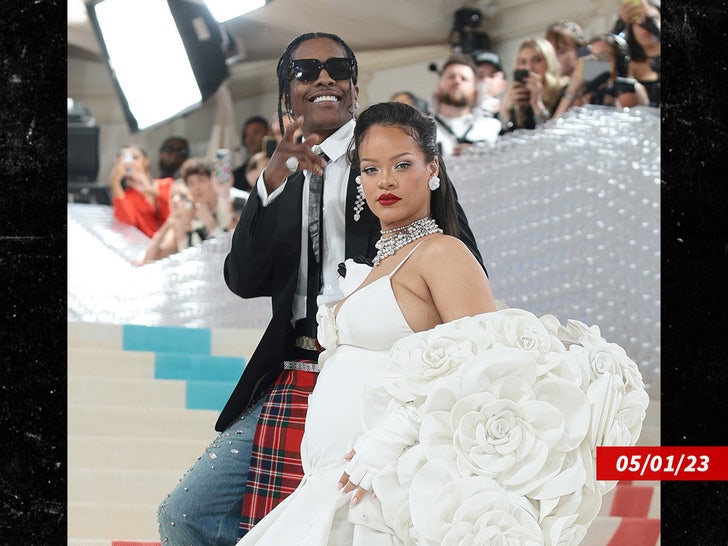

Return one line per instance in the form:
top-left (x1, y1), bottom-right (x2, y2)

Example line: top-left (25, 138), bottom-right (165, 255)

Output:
top-left (123, 324), bottom-right (211, 354)
top-left (186, 380), bottom-right (237, 411)
top-left (122, 324), bottom-right (248, 411)
top-left (155, 353), bottom-right (245, 382)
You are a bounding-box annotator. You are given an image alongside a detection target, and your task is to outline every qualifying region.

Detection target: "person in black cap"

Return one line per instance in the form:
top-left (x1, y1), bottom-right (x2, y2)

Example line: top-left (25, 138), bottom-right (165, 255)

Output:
top-left (472, 50), bottom-right (507, 115)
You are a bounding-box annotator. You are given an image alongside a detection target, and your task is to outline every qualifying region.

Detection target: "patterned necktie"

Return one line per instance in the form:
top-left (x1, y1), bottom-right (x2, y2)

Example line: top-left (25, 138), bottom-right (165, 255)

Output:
top-left (304, 150), bottom-right (328, 337)
top-left (308, 149), bottom-right (328, 264)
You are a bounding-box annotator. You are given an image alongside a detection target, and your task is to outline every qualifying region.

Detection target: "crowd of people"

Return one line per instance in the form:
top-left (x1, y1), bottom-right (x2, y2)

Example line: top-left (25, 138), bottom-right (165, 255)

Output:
top-left (87, 4), bottom-right (661, 543)
top-left (106, 0), bottom-right (659, 266)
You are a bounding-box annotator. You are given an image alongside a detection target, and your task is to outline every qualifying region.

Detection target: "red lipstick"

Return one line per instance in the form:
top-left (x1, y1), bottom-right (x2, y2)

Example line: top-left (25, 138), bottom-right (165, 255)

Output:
top-left (377, 193), bottom-right (400, 206)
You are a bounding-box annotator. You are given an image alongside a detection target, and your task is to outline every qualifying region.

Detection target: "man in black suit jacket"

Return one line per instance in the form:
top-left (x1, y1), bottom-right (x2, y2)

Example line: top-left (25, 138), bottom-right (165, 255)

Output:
top-left (158, 32), bottom-right (485, 545)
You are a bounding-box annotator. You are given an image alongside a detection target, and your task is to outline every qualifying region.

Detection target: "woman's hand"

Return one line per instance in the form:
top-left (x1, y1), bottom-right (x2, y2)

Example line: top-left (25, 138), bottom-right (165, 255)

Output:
top-left (125, 165), bottom-right (156, 197)
top-left (337, 449), bottom-right (375, 506)
top-left (524, 71), bottom-right (546, 114)
top-left (262, 116), bottom-right (329, 194)
top-left (499, 80), bottom-right (529, 120)
top-left (108, 159), bottom-right (128, 198)
top-left (617, 0), bottom-right (642, 24)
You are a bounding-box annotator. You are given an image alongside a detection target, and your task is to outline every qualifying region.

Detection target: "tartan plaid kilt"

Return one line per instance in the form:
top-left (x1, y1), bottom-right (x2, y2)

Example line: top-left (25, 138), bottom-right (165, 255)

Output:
top-left (237, 368), bottom-right (318, 538)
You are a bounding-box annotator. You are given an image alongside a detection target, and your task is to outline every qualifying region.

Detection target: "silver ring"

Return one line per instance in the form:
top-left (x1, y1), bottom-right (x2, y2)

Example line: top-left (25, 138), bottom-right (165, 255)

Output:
top-left (285, 156), bottom-right (299, 174)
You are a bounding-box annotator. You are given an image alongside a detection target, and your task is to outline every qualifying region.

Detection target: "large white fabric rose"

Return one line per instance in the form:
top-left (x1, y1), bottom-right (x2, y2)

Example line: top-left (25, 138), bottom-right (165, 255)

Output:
top-left (383, 328), bottom-right (479, 403)
top-left (487, 308), bottom-right (566, 363)
top-left (351, 309), bottom-right (648, 545)
top-left (408, 460), bottom-right (544, 545)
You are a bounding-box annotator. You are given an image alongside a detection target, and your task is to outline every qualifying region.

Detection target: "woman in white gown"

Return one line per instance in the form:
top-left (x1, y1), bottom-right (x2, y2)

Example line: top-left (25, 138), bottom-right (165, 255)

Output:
top-left (237, 103), bottom-right (648, 546)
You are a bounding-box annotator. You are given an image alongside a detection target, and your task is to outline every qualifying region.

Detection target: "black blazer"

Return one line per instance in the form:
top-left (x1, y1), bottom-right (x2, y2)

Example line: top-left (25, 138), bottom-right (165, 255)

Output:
top-left (216, 167), bottom-right (484, 431)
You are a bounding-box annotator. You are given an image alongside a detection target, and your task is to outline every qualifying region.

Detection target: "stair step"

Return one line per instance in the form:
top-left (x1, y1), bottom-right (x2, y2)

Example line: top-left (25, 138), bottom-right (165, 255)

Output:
top-left (69, 322), bottom-right (123, 350)
top-left (69, 376), bottom-right (186, 408)
top-left (153, 352), bottom-right (245, 382)
top-left (68, 322), bottom-right (264, 359)
top-left (68, 469), bottom-right (183, 505)
top-left (602, 482), bottom-right (660, 518)
top-left (122, 324), bottom-right (212, 354)
top-left (68, 502), bottom-right (161, 541)
top-left (69, 347), bottom-right (155, 378)
top-left (210, 327), bottom-right (265, 358)
top-left (69, 405), bottom-right (219, 439)
top-left (582, 516), bottom-right (661, 546)
top-left (68, 435), bottom-right (210, 472)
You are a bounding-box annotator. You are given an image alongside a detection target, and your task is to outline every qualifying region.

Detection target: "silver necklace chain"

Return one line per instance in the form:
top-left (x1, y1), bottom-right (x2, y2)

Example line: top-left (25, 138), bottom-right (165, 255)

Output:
top-left (373, 216), bottom-right (443, 266)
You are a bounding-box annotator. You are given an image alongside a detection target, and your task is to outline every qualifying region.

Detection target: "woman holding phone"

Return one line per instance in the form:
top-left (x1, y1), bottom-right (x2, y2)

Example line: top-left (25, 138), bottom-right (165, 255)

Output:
top-left (498, 38), bottom-right (564, 132)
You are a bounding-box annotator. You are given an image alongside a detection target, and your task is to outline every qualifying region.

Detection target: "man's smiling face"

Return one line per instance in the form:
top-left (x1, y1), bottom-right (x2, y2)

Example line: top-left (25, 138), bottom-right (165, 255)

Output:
top-left (288, 37), bottom-right (358, 141)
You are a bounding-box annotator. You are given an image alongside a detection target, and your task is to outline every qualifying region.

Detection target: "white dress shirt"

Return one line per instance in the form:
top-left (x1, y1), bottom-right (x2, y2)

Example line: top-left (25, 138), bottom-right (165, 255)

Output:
top-left (435, 110), bottom-right (501, 157)
top-left (256, 119), bottom-right (355, 323)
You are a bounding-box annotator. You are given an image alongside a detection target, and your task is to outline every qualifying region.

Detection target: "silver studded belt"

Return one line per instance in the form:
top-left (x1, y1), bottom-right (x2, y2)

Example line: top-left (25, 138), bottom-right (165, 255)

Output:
top-left (283, 360), bottom-right (321, 373)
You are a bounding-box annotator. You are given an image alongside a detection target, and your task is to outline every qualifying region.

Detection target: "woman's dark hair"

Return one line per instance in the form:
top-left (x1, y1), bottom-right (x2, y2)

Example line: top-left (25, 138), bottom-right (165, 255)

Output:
top-left (590, 33), bottom-right (631, 78)
top-left (349, 102), bottom-right (460, 236)
top-left (275, 32), bottom-right (358, 136)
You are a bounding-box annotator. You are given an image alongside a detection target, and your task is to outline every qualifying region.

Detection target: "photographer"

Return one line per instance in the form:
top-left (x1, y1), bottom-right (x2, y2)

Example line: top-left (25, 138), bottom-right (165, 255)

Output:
top-left (613, 0), bottom-right (661, 107)
top-left (499, 38), bottom-right (564, 132)
top-left (109, 145), bottom-right (172, 237)
top-left (553, 33), bottom-right (649, 118)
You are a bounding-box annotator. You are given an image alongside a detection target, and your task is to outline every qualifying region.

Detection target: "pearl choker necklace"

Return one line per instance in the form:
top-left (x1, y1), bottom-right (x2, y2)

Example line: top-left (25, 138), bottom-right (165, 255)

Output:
top-left (373, 216), bottom-right (443, 266)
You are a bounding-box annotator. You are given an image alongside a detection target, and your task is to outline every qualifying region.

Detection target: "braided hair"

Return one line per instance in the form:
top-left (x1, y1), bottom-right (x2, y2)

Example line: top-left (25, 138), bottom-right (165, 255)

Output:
top-left (349, 102), bottom-right (460, 236)
top-left (275, 32), bottom-right (358, 136)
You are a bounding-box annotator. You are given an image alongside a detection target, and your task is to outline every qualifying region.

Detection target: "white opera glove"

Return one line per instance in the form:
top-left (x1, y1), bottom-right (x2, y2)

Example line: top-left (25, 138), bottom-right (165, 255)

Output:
top-left (343, 456), bottom-right (376, 491)
top-left (351, 402), bottom-right (421, 478)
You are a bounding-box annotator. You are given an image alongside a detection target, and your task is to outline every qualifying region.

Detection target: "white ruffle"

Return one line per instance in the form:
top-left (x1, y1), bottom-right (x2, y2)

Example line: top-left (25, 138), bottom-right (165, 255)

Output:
top-left (349, 308), bottom-right (648, 545)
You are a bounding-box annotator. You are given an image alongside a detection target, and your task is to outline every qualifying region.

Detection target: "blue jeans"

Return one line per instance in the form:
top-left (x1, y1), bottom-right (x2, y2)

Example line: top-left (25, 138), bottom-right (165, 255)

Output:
top-left (157, 397), bottom-right (264, 546)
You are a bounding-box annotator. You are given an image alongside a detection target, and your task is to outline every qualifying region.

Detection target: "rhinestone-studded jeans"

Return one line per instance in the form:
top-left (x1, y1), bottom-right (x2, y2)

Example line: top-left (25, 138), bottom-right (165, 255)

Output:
top-left (157, 397), bottom-right (264, 545)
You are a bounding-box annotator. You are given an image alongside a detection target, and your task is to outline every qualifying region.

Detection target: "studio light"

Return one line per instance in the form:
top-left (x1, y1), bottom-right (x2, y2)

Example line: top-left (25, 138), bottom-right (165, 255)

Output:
top-left (86, 0), bottom-right (229, 132)
top-left (205, 0), bottom-right (266, 22)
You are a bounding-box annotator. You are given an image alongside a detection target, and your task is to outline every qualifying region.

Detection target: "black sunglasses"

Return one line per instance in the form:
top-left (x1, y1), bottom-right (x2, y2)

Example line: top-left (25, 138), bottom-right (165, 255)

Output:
top-left (290, 58), bottom-right (354, 82)
top-left (161, 145), bottom-right (189, 156)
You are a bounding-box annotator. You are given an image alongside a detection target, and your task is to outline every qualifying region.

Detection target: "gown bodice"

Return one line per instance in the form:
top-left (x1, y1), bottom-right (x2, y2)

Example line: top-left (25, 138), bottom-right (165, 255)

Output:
top-left (334, 245), bottom-right (419, 351)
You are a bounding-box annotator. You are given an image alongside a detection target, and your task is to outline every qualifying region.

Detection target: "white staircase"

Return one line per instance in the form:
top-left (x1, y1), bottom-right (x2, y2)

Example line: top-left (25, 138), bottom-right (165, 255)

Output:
top-left (68, 322), bottom-right (262, 544)
top-left (68, 321), bottom-right (660, 545)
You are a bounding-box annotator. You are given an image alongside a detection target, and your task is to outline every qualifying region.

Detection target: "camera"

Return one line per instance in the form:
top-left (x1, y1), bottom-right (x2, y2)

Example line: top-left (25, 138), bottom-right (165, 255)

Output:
top-left (613, 76), bottom-right (637, 95)
top-left (121, 151), bottom-right (134, 174)
top-left (513, 69), bottom-right (529, 84)
top-left (582, 60), bottom-right (611, 82)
